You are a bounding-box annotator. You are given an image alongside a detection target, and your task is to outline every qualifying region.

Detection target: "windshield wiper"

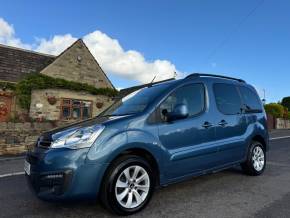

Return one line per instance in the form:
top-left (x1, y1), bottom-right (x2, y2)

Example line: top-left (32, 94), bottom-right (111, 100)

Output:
top-left (98, 113), bottom-right (135, 117)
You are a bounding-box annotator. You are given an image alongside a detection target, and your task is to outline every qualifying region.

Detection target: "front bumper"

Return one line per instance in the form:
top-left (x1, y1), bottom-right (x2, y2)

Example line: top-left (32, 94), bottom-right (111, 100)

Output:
top-left (25, 147), bottom-right (108, 201)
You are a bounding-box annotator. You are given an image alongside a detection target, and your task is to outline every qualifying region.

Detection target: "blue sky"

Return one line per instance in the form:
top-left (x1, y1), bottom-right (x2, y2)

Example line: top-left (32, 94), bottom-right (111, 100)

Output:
top-left (0, 0), bottom-right (289, 102)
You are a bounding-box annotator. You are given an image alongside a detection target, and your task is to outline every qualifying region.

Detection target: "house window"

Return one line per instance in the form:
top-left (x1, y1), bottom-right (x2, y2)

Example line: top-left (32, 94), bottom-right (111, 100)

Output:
top-left (60, 98), bottom-right (92, 120)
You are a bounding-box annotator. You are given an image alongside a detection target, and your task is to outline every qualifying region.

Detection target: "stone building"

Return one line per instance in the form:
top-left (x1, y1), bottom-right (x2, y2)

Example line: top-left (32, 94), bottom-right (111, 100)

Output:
top-left (0, 39), bottom-right (115, 122)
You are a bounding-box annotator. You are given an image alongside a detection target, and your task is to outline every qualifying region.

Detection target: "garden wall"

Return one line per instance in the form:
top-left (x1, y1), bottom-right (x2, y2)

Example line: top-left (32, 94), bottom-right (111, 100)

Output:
top-left (276, 118), bottom-right (290, 129)
top-left (0, 122), bottom-right (54, 155)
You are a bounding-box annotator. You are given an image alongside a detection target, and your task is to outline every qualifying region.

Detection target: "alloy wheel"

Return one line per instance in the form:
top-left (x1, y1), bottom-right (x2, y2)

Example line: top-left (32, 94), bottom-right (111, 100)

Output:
top-left (252, 146), bottom-right (265, 172)
top-left (115, 165), bottom-right (150, 209)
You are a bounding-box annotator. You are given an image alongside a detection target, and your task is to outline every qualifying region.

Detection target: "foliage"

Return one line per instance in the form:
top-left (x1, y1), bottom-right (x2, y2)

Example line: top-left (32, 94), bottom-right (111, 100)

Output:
top-left (0, 81), bottom-right (16, 91)
top-left (283, 107), bottom-right (289, 119)
top-left (281, 97), bottom-right (290, 111)
top-left (264, 103), bottom-right (285, 118)
top-left (15, 73), bottom-right (118, 109)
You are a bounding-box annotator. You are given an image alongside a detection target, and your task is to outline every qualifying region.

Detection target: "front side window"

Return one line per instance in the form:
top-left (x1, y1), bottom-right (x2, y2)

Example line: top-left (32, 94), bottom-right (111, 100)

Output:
top-left (61, 99), bottom-right (92, 120)
top-left (159, 83), bottom-right (205, 120)
top-left (239, 86), bottom-right (263, 112)
top-left (214, 83), bottom-right (242, 115)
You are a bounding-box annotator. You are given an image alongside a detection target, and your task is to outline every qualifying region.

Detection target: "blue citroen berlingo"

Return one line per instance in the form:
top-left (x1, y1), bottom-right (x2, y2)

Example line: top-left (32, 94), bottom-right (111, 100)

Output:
top-left (25, 74), bottom-right (269, 215)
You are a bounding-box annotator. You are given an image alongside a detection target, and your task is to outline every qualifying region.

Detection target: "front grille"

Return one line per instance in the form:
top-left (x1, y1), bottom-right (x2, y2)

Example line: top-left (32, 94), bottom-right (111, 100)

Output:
top-left (38, 140), bottom-right (51, 147)
top-left (26, 154), bottom-right (38, 165)
top-left (35, 136), bottom-right (52, 148)
top-left (27, 170), bottom-right (73, 195)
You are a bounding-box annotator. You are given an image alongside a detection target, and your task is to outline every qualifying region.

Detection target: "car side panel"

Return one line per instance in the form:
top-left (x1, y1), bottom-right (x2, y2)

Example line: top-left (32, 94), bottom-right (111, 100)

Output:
top-left (244, 112), bottom-right (269, 153)
top-left (86, 124), bottom-right (168, 185)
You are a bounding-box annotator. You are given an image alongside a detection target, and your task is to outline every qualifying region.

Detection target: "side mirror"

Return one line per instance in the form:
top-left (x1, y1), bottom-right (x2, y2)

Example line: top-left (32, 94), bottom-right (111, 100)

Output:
top-left (166, 104), bottom-right (189, 122)
top-left (241, 104), bottom-right (263, 114)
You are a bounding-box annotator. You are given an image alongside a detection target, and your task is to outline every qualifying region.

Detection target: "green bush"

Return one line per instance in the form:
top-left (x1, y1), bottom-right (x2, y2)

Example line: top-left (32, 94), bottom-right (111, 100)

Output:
top-left (281, 97), bottom-right (290, 111)
top-left (15, 74), bottom-right (118, 109)
top-left (283, 107), bottom-right (289, 119)
top-left (264, 103), bottom-right (285, 118)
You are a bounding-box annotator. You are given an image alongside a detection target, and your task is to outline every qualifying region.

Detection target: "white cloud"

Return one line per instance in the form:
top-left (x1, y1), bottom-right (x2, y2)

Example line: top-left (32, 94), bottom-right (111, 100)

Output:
top-left (0, 18), bottom-right (14, 38)
top-left (0, 18), bottom-right (31, 49)
top-left (35, 34), bottom-right (77, 55)
top-left (0, 17), bottom-right (181, 84)
top-left (83, 30), bottom-right (179, 83)
top-left (35, 31), bottom-right (180, 83)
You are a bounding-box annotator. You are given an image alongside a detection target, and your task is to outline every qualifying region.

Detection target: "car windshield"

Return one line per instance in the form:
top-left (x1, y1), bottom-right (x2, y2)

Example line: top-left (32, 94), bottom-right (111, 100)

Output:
top-left (100, 83), bottom-right (171, 116)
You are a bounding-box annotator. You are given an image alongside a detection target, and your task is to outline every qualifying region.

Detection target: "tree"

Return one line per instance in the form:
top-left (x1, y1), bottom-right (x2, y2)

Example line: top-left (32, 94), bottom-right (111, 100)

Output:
top-left (283, 107), bottom-right (289, 119)
top-left (264, 103), bottom-right (284, 118)
top-left (281, 97), bottom-right (290, 111)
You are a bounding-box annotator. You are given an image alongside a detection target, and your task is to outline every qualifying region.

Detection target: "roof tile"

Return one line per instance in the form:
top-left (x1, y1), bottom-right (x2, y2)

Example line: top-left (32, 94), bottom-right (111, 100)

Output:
top-left (0, 44), bottom-right (55, 82)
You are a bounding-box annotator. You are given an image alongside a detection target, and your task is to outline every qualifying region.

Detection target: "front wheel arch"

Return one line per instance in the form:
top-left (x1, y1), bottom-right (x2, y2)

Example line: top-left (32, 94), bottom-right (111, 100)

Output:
top-left (100, 147), bottom-right (161, 194)
top-left (100, 154), bottom-right (156, 215)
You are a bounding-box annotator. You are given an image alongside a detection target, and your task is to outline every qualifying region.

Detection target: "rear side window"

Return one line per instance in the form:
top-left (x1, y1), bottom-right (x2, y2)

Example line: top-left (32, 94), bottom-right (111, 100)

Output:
top-left (214, 83), bottom-right (242, 115)
top-left (159, 83), bottom-right (205, 119)
top-left (239, 86), bottom-right (263, 113)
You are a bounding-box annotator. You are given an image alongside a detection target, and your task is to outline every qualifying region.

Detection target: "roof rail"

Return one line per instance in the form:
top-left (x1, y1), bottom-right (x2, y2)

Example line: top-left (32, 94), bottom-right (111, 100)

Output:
top-left (185, 73), bottom-right (245, 83)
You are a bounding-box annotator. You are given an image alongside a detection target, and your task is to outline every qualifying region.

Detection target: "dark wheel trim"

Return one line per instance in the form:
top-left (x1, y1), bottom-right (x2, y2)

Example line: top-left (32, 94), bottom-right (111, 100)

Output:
top-left (100, 155), bottom-right (155, 216)
top-left (241, 141), bottom-right (266, 176)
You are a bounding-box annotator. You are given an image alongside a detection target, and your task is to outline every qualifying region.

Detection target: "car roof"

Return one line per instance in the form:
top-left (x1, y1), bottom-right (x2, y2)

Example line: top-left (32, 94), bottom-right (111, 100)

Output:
top-left (150, 73), bottom-right (255, 93)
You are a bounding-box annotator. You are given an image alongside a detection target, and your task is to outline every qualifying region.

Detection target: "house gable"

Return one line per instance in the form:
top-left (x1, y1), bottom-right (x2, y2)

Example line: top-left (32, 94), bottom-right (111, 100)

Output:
top-left (40, 39), bottom-right (114, 89)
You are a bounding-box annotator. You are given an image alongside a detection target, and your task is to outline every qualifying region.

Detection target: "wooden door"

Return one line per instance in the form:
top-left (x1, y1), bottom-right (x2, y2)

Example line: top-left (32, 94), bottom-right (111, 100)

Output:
top-left (0, 95), bottom-right (12, 122)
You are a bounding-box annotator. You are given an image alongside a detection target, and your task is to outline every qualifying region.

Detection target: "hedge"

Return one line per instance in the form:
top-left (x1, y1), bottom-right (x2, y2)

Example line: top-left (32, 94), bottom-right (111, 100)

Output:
top-left (264, 103), bottom-right (285, 118)
top-left (0, 81), bottom-right (16, 91)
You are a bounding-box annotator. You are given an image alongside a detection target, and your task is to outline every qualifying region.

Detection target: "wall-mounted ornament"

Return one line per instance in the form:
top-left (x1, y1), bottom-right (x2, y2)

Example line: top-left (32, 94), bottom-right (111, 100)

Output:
top-left (36, 103), bottom-right (43, 109)
top-left (47, 96), bottom-right (57, 105)
top-left (96, 102), bottom-right (103, 109)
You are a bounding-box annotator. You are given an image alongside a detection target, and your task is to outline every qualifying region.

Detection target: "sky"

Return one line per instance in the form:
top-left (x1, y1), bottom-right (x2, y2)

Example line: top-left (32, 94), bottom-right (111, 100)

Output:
top-left (0, 0), bottom-right (289, 102)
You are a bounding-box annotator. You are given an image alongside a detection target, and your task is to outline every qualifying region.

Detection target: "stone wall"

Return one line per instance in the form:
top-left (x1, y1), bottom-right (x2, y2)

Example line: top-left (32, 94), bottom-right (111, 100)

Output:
top-left (276, 118), bottom-right (290, 129)
top-left (0, 122), bottom-right (54, 155)
top-left (30, 88), bottom-right (113, 121)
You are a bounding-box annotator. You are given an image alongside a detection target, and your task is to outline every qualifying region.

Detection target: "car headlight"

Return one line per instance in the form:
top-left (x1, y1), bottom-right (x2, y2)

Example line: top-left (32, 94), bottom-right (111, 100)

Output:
top-left (51, 125), bottom-right (105, 149)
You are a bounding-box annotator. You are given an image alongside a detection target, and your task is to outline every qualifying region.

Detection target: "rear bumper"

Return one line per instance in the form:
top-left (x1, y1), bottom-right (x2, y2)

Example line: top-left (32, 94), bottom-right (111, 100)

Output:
top-left (25, 147), bottom-right (108, 201)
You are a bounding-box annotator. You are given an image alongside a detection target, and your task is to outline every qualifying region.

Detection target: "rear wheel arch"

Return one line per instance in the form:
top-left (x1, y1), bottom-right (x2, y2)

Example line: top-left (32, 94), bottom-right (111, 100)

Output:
top-left (241, 140), bottom-right (266, 176)
top-left (251, 135), bottom-right (267, 150)
top-left (243, 135), bottom-right (267, 162)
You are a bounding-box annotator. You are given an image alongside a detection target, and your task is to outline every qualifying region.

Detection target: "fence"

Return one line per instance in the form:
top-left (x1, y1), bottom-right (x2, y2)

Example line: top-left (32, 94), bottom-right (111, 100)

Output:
top-left (267, 114), bottom-right (275, 130)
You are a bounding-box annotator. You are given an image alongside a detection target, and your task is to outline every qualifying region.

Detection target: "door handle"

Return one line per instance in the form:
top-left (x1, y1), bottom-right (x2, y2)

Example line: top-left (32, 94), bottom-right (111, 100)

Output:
top-left (202, 121), bottom-right (213, 128)
top-left (218, 120), bottom-right (228, 127)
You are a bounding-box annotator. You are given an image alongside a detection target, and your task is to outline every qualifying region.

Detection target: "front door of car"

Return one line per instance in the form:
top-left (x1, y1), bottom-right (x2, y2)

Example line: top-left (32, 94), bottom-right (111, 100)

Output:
top-left (157, 83), bottom-right (219, 180)
top-left (212, 83), bottom-right (247, 165)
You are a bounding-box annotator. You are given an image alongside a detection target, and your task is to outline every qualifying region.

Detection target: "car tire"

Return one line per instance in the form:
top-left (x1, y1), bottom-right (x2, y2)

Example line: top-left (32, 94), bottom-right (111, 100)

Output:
top-left (241, 141), bottom-right (266, 176)
top-left (100, 155), bottom-right (155, 215)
